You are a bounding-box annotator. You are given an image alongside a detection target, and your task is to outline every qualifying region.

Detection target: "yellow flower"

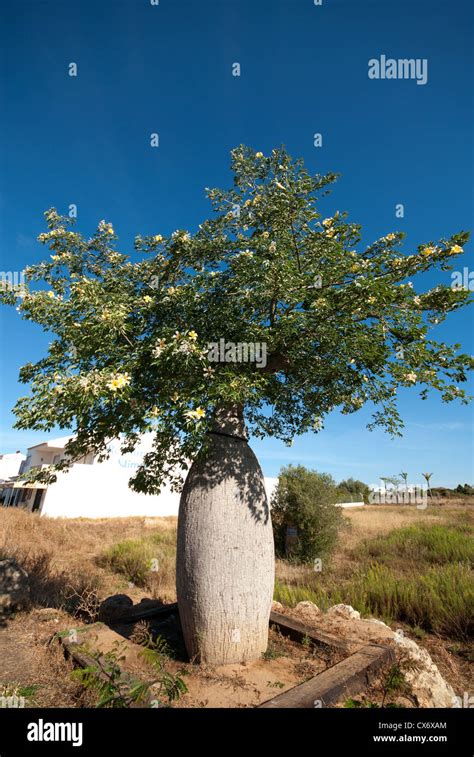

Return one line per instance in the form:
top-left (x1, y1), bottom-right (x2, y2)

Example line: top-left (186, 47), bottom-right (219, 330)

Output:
top-left (188, 330), bottom-right (198, 341)
top-left (322, 218), bottom-right (333, 228)
top-left (262, 231), bottom-right (270, 239)
top-left (325, 228), bottom-right (336, 238)
top-left (255, 152), bottom-right (264, 158)
top-left (421, 246), bottom-right (435, 257)
top-left (142, 295), bottom-right (153, 304)
top-left (46, 291), bottom-right (55, 298)
top-left (385, 233), bottom-right (396, 241)
top-left (186, 407), bottom-right (206, 421)
top-left (107, 373), bottom-right (130, 391)
top-left (153, 235), bottom-right (163, 243)
top-left (171, 392), bottom-right (180, 402)
top-left (450, 244), bottom-right (463, 255)
top-left (350, 264), bottom-right (359, 273)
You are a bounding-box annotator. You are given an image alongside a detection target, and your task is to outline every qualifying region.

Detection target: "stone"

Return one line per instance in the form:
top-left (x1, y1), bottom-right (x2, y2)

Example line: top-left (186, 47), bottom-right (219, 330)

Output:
top-left (393, 633), bottom-right (456, 708)
top-left (0, 558), bottom-right (30, 613)
top-left (327, 603), bottom-right (361, 620)
top-left (98, 594), bottom-right (133, 622)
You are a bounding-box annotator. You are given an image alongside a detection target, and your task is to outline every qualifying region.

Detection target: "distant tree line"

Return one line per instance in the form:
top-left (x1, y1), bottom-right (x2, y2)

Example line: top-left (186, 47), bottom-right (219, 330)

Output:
top-left (431, 484), bottom-right (474, 497)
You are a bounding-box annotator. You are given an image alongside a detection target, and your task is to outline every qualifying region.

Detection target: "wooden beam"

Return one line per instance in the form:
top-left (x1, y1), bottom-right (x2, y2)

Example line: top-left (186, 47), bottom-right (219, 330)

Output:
top-left (113, 601), bottom-right (179, 624)
top-left (269, 610), bottom-right (349, 651)
top-left (259, 643), bottom-right (395, 708)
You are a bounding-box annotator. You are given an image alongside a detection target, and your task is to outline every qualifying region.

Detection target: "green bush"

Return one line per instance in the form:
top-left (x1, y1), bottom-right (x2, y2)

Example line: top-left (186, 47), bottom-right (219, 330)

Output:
top-left (100, 539), bottom-right (153, 586)
top-left (271, 465), bottom-right (347, 564)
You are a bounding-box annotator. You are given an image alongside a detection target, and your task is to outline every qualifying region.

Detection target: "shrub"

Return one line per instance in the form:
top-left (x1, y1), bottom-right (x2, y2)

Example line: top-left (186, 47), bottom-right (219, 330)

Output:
top-left (100, 540), bottom-right (154, 587)
top-left (100, 532), bottom-right (177, 594)
top-left (271, 465), bottom-right (347, 564)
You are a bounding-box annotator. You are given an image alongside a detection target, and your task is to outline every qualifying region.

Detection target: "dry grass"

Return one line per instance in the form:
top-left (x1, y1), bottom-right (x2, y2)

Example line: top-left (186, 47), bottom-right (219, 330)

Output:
top-left (0, 509), bottom-right (178, 609)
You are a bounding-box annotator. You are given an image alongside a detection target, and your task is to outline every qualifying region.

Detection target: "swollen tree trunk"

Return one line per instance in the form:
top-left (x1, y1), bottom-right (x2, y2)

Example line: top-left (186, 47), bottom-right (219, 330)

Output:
top-left (176, 404), bottom-right (275, 664)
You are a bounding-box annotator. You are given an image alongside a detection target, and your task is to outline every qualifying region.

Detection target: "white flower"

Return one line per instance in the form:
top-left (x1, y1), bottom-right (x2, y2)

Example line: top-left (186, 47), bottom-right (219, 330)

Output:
top-left (322, 218), bottom-right (333, 228)
top-left (405, 372), bottom-right (417, 383)
top-left (178, 341), bottom-right (193, 354)
top-left (269, 241), bottom-right (277, 253)
top-left (107, 373), bottom-right (130, 391)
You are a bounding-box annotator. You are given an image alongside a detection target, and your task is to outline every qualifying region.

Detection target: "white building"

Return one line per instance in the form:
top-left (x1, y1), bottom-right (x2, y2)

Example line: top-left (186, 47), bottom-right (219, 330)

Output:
top-left (0, 451), bottom-right (26, 482)
top-left (1, 435), bottom-right (278, 519)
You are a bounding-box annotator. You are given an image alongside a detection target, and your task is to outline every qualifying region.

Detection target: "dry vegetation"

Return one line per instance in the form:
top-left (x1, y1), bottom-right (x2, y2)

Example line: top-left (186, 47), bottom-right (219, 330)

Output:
top-left (0, 500), bottom-right (472, 706)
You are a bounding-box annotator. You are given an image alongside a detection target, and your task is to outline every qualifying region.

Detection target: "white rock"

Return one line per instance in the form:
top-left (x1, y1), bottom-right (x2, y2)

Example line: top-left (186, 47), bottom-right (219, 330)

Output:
top-left (326, 603), bottom-right (360, 620)
top-left (393, 634), bottom-right (456, 708)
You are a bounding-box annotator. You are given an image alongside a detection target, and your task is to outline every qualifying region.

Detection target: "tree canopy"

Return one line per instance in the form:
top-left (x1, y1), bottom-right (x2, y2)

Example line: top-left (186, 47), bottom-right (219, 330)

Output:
top-left (2, 146), bottom-right (472, 492)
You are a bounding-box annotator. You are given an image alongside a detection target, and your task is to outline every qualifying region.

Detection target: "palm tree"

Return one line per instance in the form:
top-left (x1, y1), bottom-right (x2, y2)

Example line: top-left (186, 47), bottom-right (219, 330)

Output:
top-left (422, 472), bottom-right (433, 498)
top-left (399, 471), bottom-right (409, 502)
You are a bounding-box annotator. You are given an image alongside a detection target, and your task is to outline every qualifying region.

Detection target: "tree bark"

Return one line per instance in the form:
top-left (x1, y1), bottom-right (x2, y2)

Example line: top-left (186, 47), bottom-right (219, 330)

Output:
top-left (176, 404), bottom-right (275, 664)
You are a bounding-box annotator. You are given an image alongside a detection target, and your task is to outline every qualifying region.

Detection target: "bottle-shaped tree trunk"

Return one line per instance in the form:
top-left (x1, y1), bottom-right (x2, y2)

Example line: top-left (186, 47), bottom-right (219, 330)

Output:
top-left (176, 404), bottom-right (275, 664)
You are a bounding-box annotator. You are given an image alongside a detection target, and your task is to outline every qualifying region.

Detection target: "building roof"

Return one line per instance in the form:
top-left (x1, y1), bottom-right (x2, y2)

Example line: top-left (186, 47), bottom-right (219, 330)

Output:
top-left (27, 435), bottom-right (74, 452)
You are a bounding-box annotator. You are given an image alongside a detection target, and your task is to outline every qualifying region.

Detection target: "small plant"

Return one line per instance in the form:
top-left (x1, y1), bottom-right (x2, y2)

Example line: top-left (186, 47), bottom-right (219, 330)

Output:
top-left (262, 643), bottom-right (282, 661)
top-left (344, 657), bottom-right (419, 708)
top-left (267, 680), bottom-right (285, 689)
top-left (71, 638), bottom-right (187, 708)
top-left (0, 683), bottom-right (39, 706)
top-left (344, 698), bottom-right (380, 708)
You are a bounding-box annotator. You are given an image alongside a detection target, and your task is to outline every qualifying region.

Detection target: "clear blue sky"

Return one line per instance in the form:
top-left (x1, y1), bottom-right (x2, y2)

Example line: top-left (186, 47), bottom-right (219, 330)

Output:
top-left (0, 0), bottom-right (472, 488)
